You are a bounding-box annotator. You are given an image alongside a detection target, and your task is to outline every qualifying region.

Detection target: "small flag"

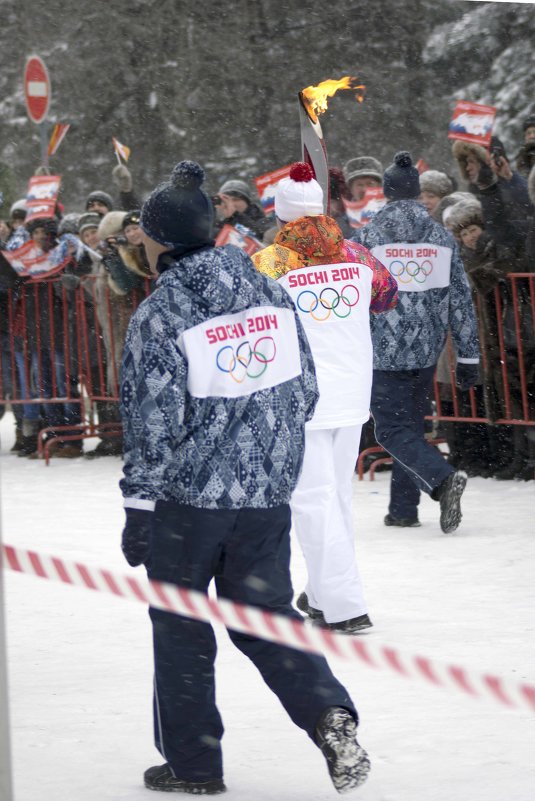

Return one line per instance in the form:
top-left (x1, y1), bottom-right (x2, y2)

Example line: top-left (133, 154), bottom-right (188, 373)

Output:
top-left (448, 100), bottom-right (496, 147)
top-left (112, 137), bottom-right (131, 162)
top-left (415, 159), bottom-right (430, 174)
top-left (47, 123), bottom-right (70, 157)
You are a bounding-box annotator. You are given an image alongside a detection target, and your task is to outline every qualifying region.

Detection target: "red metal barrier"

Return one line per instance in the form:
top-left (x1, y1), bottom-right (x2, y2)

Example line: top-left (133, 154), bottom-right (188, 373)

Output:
top-left (0, 273), bottom-right (150, 460)
top-left (1, 272), bottom-right (533, 465)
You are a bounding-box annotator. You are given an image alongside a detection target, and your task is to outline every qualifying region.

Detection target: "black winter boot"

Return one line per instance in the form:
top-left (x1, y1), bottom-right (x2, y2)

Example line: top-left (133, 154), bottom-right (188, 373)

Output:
top-left (315, 707), bottom-right (371, 793)
top-left (433, 470), bottom-right (467, 533)
top-left (17, 419), bottom-right (39, 457)
top-left (143, 763), bottom-right (226, 794)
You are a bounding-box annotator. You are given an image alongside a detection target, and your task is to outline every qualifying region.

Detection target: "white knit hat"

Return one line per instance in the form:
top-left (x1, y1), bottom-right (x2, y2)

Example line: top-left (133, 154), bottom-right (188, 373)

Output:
top-left (274, 162), bottom-right (323, 222)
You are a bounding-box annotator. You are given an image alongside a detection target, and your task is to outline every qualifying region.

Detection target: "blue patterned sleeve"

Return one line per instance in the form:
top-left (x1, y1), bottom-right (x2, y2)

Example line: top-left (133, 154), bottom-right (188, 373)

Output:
top-left (293, 309), bottom-right (319, 421)
top-left (449, 243), bottom-right (480, 363)
top-left (119, 309), bottom-right (188, 503)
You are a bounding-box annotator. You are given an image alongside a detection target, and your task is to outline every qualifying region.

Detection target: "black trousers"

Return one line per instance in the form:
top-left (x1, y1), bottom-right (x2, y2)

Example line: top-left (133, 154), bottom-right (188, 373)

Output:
top-left (147, 501), bottom-right (357, 781)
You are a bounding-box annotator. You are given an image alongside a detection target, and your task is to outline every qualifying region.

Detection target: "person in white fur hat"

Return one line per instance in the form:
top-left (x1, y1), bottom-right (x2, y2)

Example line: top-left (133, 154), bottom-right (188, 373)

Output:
top-left (253, 163), bottom-right (398, 634)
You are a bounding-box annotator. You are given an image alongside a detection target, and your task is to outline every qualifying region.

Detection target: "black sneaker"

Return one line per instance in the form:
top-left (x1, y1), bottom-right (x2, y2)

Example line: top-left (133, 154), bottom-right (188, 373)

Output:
top-left (384, 513), bottom-right (421, 528)
top-left (325, 614), bottom-right (373, 635)
top-left (315, 707), bottom-right (371, 793)
top-left (296, 591), bottom-right (324, 621)
top-left (144, 763), bottom-right (226, 794)
top-left (435, 470), bottom-right (467, 533)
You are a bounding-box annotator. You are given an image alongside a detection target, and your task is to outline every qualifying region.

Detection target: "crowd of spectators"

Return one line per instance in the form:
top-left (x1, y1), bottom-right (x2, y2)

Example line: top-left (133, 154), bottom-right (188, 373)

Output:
top-left (0, 115), bottom-right (534, 477)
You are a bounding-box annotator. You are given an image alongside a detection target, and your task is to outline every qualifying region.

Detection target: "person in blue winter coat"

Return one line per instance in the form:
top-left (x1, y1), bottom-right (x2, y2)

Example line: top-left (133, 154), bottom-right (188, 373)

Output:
top-left (352, 152), bottom-right (480, 533)
top-left (119, 161), bottom-right (371, 796)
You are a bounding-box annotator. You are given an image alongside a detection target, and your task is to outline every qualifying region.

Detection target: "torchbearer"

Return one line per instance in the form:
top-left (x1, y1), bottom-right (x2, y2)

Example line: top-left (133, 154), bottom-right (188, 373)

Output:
top-left (119, 160), bottom-right (371, 795)
top-left (253, 163), bottom-right (397, 633)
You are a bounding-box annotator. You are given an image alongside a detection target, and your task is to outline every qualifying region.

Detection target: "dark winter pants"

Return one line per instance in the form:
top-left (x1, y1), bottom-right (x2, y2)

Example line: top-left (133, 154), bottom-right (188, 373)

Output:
top-left (147, 502), bottom-right (357, 781)
top-left (371, 366), bottom-right (453, 521)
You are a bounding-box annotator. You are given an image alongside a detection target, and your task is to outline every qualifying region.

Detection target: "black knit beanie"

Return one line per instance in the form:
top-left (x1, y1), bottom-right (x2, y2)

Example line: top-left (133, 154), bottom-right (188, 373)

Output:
top-left (383, 152), bottom-right (420, 201)
top-left (140, 161), bottom-right (214, 251)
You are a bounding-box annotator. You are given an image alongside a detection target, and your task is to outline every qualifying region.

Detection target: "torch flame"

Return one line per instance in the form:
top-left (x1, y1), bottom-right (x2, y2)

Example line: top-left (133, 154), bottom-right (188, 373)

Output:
top-left (300, 77), bottom-right (366, 124)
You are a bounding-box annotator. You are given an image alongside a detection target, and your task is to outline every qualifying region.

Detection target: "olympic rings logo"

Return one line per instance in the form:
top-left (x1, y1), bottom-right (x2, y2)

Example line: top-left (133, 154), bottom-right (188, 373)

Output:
top-left (216, 337), bottom-right (277, 383)
top-left (296, 284), bottom-right (360, 322)
top-left (388, 260), bottom-right (433, 284)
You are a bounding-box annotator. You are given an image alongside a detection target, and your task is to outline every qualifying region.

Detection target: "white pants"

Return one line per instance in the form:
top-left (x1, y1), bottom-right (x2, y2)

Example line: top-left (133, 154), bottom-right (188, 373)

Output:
top-left (291, 425), bottom-right (367, 624)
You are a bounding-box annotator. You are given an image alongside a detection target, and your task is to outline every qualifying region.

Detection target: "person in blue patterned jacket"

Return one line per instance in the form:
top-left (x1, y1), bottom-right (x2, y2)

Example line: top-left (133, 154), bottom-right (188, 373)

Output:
top-left (352, 152), bottom-right (480, 534)
top-left (119, 161), bottom-right (371, 796)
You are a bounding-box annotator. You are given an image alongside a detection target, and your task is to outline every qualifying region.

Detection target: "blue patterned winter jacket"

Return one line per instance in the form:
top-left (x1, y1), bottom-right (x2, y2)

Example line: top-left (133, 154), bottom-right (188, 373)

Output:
top-left (352, 200), bottom-right (480, 371)
top-left (119, 244), bottom-right (318, 510)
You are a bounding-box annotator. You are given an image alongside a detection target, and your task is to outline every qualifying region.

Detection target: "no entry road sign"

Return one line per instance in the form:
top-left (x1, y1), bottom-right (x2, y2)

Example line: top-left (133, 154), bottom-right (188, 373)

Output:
top-left (24, 55), bottom-right (51, 124)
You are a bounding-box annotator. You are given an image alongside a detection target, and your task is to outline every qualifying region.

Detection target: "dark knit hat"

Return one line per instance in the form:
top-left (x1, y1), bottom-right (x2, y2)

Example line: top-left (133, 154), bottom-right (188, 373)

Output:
top-left (523, 116), bottom-right (535, 132)
top-left (85, 190), bottom-right (114, 213)
top-left (383, 152), bottom-right (420, 200)
top-left (26, 216), bottom-right (58, 237)
top-left (122, 209), bottom-right (141, 230)
top-left (78, 212), bottom-right (101, 234)
top-left (218, 179), bottom-right (252, 203)
top-left (140, 161), bottom-right (214, 250)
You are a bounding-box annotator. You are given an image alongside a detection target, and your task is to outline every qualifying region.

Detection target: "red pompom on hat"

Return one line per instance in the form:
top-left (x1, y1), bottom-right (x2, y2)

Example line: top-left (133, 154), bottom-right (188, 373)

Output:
top-left (275, 161), bottom-right (324, 222)
top-left (289, 162), bottom-right (315, 182)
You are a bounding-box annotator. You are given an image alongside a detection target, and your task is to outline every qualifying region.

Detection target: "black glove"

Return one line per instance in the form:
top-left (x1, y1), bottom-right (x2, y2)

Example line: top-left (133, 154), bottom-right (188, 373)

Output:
top-left (476, 162), bottom-right (497, 190)
top-left (121, 508), bottom-right (153, 567)
top-left (455, 362), bottom-right (479, 391)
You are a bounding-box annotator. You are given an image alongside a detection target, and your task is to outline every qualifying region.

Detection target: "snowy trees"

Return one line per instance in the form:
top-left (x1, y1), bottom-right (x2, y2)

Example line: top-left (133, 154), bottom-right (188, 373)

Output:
top-left (0, 1), bottom-right (533, 207)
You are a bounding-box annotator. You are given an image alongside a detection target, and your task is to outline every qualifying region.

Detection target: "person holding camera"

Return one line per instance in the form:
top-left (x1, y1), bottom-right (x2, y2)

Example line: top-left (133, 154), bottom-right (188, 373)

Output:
top-left (452, 136), bottom-right (533, 254)
top-left (83, 211), bottom-right (152, 458)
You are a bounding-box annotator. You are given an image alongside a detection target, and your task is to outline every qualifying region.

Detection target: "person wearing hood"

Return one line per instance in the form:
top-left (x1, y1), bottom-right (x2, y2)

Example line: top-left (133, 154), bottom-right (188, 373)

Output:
top-left (353, 152), bottom-right (480, 533)
top-left (451, 137), bottom-right (533, 255)
top-left (253, 162), bottom-right (397, 635)
top-left (119, 161), bottom-right (371, 796)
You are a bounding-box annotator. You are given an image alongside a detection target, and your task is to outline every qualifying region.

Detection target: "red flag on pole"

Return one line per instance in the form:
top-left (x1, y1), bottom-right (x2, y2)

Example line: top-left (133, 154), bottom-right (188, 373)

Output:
top-left (47, 123), bottom-right (70, 157)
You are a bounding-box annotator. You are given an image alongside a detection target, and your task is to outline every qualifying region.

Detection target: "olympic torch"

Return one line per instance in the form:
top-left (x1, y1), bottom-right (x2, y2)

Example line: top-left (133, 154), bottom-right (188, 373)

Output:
top-left (298, 77), bottom-right (366, 216)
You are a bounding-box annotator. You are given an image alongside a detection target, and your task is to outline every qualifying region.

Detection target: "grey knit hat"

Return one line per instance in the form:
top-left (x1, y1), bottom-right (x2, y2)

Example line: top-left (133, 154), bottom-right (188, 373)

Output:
top-left (419, 170), bottom-right (454, 198)
top-left (78, 212), bottom-right (101, 234)
top-left (343, 156), bottom-right (383, 184)
top-left (85, 190), bottom-right (114, 213)
top-left (217, 179), bottom-right (252, 203)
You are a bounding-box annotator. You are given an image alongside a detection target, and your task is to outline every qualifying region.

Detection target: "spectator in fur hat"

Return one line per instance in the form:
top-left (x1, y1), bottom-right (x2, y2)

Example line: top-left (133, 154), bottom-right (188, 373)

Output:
top-left (214, 177), bottom-right (271, 240)
top-left (418, 170), bottom-right (454, 218)
top-left (434, 191), bottom-right (475, 228)
top-left (343, 156), bottom-right (383, 201)
top-left (452, 138), bottom-right (533, 254)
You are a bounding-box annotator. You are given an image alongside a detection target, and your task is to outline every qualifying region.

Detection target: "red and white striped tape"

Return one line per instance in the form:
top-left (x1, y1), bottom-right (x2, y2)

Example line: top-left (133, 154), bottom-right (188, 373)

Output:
top-left (3, 542), bottom-right (535, 715)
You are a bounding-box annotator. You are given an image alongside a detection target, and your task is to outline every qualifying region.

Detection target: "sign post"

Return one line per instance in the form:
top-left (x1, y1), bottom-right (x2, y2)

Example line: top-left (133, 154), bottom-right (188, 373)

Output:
top-left (0, 509), bottom-right (14, 801)
top-left (24, 55), bottom-right (51, 170)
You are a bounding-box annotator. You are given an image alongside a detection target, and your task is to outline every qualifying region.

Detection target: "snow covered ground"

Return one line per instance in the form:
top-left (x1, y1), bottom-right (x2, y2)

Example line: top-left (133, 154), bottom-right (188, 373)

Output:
top-left (1, 410), bottom-right (534, 801)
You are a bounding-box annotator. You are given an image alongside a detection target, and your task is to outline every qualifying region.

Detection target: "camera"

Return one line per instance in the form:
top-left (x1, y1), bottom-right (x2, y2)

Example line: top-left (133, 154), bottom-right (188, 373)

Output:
top-left (491, 146), bottom-right (506, 169)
